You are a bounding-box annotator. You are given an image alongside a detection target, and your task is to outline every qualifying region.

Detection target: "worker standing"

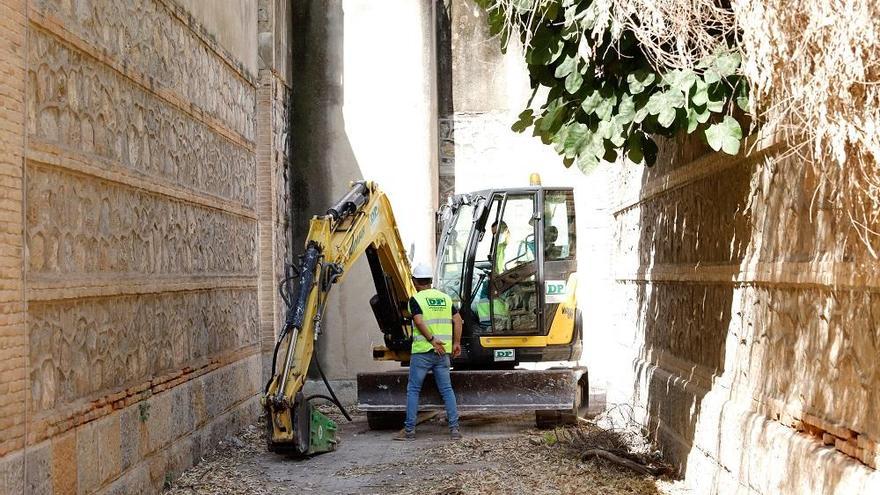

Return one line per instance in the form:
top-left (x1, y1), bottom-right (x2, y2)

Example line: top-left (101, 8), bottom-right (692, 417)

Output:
top-left (394, 262), bottom-right (463, 441)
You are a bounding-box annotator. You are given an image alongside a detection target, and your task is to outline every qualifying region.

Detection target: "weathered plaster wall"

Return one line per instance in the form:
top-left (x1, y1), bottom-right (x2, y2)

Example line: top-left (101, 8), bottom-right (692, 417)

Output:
top-left (291, 0), bottom-right (438, 386)
top-left (449, 0), bottom-right (559, 193)
top-left (0, 0), bottom-right (278, 493)
top-left (259, 0), bottom-right (293, 85)
top-left (175, 0), bottom-right (259, 76)
top-left (610, 134), bottom-right (880, 493)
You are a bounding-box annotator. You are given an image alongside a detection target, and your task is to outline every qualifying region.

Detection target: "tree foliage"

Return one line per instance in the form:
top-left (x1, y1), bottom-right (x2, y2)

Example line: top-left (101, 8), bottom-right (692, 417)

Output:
top-left (474, 0), bottom-right (748, 173)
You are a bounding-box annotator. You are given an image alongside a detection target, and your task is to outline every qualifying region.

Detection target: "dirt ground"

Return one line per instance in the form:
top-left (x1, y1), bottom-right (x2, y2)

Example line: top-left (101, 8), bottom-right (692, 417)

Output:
top-left (165, 409), bottom-right (686, 495)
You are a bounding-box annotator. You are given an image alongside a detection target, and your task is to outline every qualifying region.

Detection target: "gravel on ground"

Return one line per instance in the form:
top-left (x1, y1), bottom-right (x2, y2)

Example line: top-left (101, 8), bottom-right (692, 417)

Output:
top-left (165, 407), bottom-right (687, 495)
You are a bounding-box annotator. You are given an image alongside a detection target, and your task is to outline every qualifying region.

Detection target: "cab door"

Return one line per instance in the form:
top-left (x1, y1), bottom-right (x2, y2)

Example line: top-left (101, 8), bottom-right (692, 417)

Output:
top-left (487, 193), bottom-right (542, 335)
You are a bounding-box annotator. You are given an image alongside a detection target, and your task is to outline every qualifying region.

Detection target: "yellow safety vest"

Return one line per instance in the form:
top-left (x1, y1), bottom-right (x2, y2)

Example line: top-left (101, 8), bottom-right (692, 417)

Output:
top-left (411, 289), bottom-right (453, 354)
top-left (475, 297), bottom-right (508, 327)
top-left (495, 240), bottom-right (508, 273)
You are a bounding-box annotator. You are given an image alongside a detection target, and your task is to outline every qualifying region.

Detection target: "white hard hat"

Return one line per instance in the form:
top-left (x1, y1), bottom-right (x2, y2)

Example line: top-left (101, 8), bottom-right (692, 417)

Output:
top-left (412, 262), bottom-right (433, 279)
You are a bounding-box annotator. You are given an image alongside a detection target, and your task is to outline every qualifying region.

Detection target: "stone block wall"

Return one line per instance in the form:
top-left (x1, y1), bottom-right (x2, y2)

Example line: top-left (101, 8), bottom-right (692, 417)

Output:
top-left (610, 134), bottom-right (880, 493)
top-left (0, 0), bottom-right (288, 493)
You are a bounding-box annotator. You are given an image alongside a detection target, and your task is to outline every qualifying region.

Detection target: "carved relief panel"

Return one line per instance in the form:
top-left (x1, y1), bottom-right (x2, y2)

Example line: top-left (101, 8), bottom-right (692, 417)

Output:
top-left (29, 288), bottom-right (258, 412)
top-left (31, 0), bottom-right (256, 141)
top-left (28, 30), bottom-right (257, 209)
top-left (27, 165), bottom-right (257, 277)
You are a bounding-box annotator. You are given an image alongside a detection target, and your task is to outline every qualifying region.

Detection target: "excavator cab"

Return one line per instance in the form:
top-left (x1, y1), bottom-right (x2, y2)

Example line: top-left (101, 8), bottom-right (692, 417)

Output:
top-left (435, 186), bottom-right (581, 366)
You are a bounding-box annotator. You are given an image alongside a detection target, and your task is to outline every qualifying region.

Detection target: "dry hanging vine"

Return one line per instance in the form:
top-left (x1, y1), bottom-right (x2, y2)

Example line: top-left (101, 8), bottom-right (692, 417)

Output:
top-left (475, 0), bottom-right (748, 173)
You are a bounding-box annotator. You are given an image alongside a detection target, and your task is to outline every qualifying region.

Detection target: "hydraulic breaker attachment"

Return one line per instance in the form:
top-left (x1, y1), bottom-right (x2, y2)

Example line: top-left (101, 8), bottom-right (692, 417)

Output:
top-left (264, 392), bottom-right (338, 456)
top-left (307, 404), bottom-right (339, 454)
top-left (263, 242), bottom-right (339, 457)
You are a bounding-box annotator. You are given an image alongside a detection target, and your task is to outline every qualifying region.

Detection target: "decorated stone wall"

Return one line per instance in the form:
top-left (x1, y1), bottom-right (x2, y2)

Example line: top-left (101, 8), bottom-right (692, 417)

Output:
top-left (610, 134), bottom-right (880, 493)
top-left (0, 0), bottom-right (288, 493)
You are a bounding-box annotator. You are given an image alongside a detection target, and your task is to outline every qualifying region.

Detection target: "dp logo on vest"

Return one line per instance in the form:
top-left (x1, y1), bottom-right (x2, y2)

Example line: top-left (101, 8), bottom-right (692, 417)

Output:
top-left (426, 298), bottom-right (446, 307)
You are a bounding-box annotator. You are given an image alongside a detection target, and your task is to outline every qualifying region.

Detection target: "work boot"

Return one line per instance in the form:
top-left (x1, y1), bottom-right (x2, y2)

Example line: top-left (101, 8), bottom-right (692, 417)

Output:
top-left (393, 429), bottom-right (415, 441)
top-left (449, 428), bottom-right (462, 441)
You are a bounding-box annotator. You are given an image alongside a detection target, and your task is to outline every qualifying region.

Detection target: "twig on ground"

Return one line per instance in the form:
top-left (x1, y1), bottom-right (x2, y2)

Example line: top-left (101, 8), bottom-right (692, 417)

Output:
top-left (581, 448), bottom-right (664, 476)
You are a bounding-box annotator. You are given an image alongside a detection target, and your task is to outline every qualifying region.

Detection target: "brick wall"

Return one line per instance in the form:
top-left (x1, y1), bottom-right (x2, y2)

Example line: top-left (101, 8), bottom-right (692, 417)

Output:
top-left (0, 1), bottom-right (279, 493)
top-left (0, 0), bottom-right (27, 483)
top-left (256, 0), bottom-right (293, 379)
top-left (255, 70), bottom-right (292, 373)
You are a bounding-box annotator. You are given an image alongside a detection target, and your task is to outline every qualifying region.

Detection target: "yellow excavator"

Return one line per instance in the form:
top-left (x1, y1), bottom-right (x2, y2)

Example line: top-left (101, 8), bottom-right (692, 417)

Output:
top-left (262, 178), bottom-right (586, 456)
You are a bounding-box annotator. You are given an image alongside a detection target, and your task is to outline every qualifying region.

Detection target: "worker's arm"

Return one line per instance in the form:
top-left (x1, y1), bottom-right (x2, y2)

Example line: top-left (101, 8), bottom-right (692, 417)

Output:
top-left (452, 312), bottom-right (463, 358)
top-left (413, 313), bottom-right (446, 355)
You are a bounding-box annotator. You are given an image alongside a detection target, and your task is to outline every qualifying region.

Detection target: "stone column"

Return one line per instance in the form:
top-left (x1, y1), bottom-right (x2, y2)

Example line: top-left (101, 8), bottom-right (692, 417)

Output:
top-left (290, 0), bottom-right (439, 389)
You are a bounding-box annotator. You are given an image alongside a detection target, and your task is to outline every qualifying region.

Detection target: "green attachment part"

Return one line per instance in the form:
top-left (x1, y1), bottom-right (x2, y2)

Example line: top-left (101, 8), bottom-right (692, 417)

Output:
top-left (307, 405), bottom-right (338, 455)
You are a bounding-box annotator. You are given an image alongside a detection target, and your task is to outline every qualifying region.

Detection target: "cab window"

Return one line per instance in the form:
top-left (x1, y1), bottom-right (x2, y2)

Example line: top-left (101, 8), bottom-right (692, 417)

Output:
top-left (543, 190), bottom-right (575, 260)
top-left (437, 203), bottom-right (473, 302)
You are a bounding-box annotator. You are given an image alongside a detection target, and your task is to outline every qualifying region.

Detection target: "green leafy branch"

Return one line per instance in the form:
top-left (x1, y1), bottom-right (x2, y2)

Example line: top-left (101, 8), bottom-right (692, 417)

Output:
top-left (476, 0), bottom-right (749, 173)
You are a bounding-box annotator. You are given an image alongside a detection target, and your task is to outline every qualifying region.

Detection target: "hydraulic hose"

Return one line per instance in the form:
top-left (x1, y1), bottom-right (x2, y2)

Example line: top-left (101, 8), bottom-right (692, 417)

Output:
top-left (313, 355), bottom-right (352, 422)
top-left (264, 324), bottom-right (288, 393)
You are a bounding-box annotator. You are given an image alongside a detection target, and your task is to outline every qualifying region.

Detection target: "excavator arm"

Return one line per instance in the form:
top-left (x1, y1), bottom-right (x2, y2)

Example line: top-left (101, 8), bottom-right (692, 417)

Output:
top-left (262, 181), bottom-right (416, 455)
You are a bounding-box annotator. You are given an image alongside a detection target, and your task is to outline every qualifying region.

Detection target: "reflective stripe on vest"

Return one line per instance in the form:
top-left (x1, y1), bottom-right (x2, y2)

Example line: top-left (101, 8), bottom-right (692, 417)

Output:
top-left (411, 289), bottom-right (453, 354)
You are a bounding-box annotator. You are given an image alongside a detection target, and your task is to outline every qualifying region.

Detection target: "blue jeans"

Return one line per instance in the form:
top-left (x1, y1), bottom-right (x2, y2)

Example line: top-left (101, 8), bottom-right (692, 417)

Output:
top-left (404, 352), bottom-right (459, 432)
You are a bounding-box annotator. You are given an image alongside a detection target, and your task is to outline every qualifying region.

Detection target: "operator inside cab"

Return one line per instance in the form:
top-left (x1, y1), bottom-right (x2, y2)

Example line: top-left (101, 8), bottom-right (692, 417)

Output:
top-left (472, 220), bottom-right (510, 329)
top-left (394, 262), bottom-right (463, 441)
